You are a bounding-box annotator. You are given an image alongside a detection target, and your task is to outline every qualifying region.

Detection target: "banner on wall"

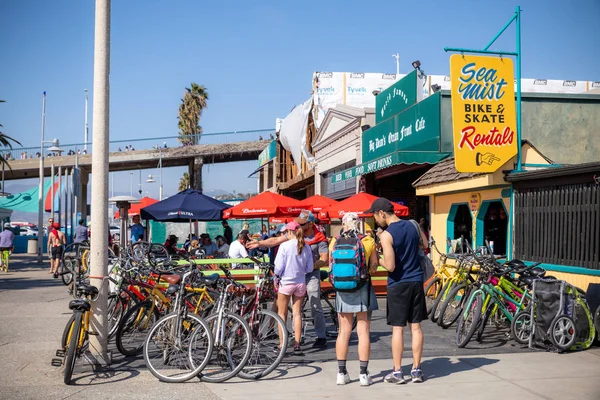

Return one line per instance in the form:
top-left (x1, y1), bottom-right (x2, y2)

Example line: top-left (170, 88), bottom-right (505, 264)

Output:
top-left (450, 54), bottom-right (517, 173)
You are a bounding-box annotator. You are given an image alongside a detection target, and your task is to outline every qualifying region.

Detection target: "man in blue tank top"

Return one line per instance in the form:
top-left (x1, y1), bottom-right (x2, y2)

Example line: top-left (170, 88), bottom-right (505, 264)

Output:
top-left (365, 197), bottom-right (427, 384)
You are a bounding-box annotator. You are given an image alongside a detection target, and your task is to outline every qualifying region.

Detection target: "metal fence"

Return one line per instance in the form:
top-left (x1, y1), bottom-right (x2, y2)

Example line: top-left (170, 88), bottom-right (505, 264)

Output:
top-left (514, 184), bottom-right (600, 270)
top-left (5, 129), bottom-right (275, 161)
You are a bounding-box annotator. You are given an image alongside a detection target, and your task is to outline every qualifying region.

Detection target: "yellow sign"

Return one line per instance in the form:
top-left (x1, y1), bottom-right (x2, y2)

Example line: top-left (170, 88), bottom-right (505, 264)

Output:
top-left (450, 55), bottom-right (517, 173)
top-left (469, 193), bottom-right (481, 213)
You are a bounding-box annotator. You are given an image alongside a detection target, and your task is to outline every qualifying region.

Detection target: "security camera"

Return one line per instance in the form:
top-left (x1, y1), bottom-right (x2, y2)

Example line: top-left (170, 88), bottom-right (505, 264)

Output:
top-left (372, 89), bottom-right (381, 96)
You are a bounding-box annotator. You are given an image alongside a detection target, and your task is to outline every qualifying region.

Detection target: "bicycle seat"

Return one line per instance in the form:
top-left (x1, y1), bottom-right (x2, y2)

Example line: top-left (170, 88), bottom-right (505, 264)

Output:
top-left (69, 298), bottom-right (91, 312)
top-left (505, 259), bottom-right (526, 270)
top-left (518, 275), bottom-right (535, 287)
top-left (166, 284), bottom-right (180, 295)
top-left (160, 274), bottom-right (182, 285)
top-left (200, 273), bottom-right (220, 286)
top-left (77, 284), bottom-right (99, 297)
top-left (319, 270), bottom-right (329, 282)
top-left (525, 267), bottom-right (546, 277)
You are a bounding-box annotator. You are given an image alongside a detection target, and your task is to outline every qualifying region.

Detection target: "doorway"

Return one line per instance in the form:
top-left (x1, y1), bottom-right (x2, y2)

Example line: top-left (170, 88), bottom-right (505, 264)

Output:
top-left (448, 203), bottom-right (473, 253)
top-left (479, 200), bottom-right (508, 256)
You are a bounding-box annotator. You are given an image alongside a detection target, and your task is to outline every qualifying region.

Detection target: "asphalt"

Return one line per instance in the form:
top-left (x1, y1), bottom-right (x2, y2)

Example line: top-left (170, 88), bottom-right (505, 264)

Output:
top-left (1, 254), bottom-right (599, 400)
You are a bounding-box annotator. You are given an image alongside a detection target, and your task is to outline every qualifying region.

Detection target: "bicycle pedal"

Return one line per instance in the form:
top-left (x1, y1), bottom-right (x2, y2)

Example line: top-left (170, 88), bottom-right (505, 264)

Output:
top-left (56, 349), bottom-right (65, 357)
top-left (51, 358), bottom-right (63, 367)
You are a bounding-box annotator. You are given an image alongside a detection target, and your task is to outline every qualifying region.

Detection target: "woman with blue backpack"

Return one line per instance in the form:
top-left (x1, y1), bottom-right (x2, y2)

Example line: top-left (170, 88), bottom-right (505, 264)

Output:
top-left (329, 213), bottom-right (379, 386)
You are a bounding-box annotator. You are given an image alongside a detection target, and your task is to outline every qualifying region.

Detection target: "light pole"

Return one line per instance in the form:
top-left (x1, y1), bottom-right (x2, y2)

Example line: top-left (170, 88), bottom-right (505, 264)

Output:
top-left (129, 172), bottom-right (133, 196)
top-left (37, 86), bottom-right (63, 264)
top-left (393, 53), bottom-right (400, 75)
top-left (84, 89), bottom-right (89, 152)
top-left (146, 148), bottom-right (163, 200)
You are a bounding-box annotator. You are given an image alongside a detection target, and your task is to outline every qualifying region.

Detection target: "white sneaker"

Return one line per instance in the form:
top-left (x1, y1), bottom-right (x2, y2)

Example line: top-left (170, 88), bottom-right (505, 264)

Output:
top-left (359, 372), bottom-right (373, 386)
top-left (336, 372), bottom-right (350, 385)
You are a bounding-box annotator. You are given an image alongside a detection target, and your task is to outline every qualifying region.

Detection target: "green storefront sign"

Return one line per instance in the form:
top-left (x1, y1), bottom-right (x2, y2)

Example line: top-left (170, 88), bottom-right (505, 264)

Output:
top-left (375, 70), bottom-right (419, 124)
top-left (332, 93), bottom-right (444, 184)
top-left (363, 92), bottom-right (441, 163)
top-left (258, 140), bottom-right (277, 166)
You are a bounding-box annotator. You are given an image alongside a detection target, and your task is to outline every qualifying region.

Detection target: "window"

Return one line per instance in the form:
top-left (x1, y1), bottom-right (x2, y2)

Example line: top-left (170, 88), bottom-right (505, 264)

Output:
top-left (267, 162), bottom-right (274, 189)
top-left (515, 184), bottom-right (600, 270)
top-left (476, 200), bottom-right (508, 256)
top-left (321, 161), bottom-right (356, 200)
top-left (447, 203), bottom-right (472, 253)
top-left (258, 169), bottom-right (265, 193)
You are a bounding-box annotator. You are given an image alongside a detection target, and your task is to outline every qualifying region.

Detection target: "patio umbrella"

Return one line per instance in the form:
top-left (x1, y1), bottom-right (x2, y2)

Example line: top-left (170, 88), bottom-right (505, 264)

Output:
top-left (224, 191), bottom-right (303, 219)
top-left (140, 188), bottom-right (229, 222)
top-left (319, 192), bottom-right (409, 219)
top-left (114, 196), bottom-right (159, 218)
top-left (298, 194), bottom-right (339, 212)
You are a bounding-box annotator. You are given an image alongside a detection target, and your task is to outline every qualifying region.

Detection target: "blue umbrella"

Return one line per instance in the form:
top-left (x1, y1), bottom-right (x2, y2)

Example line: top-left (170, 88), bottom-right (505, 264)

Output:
top-left (140, 189), bottom-right (229, 222)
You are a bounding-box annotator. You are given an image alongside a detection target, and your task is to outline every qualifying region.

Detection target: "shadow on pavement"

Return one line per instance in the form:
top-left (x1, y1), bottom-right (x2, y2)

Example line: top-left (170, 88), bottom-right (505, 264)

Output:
top-left (372, 356), bottom-right (500, 381)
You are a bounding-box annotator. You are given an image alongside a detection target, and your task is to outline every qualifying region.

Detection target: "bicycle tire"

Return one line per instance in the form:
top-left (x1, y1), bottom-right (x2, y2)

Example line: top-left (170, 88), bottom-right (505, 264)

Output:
top-left (437, 283), bottom-right (467, 329)
top-left (238, 309), bottom-right (288, 380)
top-left (431, 281), bottom-right (452, 323)
top-left (511, 309), bottom-right (532, 345)
top-left (424, 276), bottom-right (442, 316)
top-left (60, 256), bottom-right (75, 286)
top-left (476, 303), bottom-right (493, 342)
top-left (200, 312), bottom-right (253, 383)
top-left (64, 312), bottom-right (83, 385)
top-left (143, 312), bottom-right (214, 383)
top-left (456, 292), bottom-right (483, 348)
top-left (61, 314), bottom-right (76, 349)
top-left (115, 300), bottom-right (160, 356)
top-left (107, 292), bottom-right (127, 339)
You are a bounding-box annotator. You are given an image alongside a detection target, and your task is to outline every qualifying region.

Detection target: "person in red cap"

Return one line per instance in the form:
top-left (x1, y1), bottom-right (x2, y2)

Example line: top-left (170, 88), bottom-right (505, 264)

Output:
top-left (49, 222), bottom-right (66, 278)
top-left (365, 197), bottom-right (428, 384)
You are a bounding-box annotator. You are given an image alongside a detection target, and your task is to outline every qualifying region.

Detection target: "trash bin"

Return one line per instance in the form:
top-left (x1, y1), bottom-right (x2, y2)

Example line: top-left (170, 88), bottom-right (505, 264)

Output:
top-left (27, 238), bottom-right (38, 254)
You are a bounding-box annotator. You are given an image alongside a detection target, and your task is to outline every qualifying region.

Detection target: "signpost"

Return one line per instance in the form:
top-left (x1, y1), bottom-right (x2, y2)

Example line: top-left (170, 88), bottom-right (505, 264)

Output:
top-left (450, 55), bottom-right (517, 173)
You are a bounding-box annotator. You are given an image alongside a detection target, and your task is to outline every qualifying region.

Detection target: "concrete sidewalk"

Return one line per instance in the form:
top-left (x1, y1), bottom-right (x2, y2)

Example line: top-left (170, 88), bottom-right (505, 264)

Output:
top-left (1, 254), bottom-right (599, 400)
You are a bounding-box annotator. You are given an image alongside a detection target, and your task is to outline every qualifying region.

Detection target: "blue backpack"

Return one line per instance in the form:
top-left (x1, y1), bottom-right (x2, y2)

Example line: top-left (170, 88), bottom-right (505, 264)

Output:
top-left (329, 233), bottom-right (369, 292)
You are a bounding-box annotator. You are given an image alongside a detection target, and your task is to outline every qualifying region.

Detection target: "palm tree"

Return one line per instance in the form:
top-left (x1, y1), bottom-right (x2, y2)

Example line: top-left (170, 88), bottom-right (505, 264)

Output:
top-left (178, 172), bottom-right (190, 191)
top-left (178, 84), bottom-right (209, 145)
top-left (0, 100), bottom-right (21, 166)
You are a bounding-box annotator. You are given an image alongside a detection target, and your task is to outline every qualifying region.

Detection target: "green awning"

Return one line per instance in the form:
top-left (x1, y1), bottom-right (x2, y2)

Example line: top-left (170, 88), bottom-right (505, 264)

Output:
top-left (332, 152), bottom-right (450, 183)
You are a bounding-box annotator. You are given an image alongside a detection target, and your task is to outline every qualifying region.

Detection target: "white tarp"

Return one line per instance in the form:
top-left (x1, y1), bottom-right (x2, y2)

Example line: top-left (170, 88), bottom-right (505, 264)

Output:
top-left (279, 98), bottom-right (313, 172)
top-left (428, 75), bottom-right (597, 94)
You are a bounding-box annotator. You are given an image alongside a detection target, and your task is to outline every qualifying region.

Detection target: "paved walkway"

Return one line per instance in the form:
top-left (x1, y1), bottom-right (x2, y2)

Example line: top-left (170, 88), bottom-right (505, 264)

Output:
top-left (1, 254), bottom-right (598, 400)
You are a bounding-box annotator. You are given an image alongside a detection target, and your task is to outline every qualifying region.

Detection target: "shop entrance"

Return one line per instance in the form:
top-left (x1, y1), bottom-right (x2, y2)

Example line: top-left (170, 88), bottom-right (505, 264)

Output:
top-left (478, 200), bottom-right (508, 256)
top-left (448, 203), bottom-right (473, 253)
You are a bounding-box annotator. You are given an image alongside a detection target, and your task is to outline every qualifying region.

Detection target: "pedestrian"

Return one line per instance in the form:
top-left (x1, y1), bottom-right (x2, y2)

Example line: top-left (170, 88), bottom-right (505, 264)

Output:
top-left (163, 141), bottom-right (167, 149)
top-left (273, 221), bottom-right (313, 355)
top-left (330, 213), bottom-right (379, 386)
top-left (0, 223), bottom-right (15, 272)
top-left (248, 209), bottom-right (329, 349)
top-left (366, 198), bottom-right (428, 384)
top-left (73, 219), bottom-right (88, 243)
top-left (130, 215), bottom-right (145, 243)
top-left (49, 222), bottom-right (66, 278)
top-left (118, 146), bottom-right (122, 152)
top-left (130, 146), bottom-right (135, 151)
top-left (228, 231), bottom-right (249, 269)
top-left (215, 235), bottom-right (229, 256)
top-left (222, 220), bottom-right (233, 245)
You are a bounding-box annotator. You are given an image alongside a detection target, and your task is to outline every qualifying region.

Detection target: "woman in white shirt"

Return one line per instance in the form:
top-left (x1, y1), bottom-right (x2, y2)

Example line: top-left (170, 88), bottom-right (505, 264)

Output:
top-left (215, 235), bottom-right (230, 256)
top-left (274, 221), bottom-right (314, 355)
top-left (228, 231), bottom-right (249, 268)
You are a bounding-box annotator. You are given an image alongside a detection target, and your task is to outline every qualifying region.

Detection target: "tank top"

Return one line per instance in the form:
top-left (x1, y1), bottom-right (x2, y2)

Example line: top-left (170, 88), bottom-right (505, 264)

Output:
top-left (385, 220), bottom-right (423, 286)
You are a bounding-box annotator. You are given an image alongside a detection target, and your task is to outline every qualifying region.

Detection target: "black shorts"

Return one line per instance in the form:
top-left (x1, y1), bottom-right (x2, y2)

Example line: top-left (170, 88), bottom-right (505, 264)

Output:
top-left (386, 281), bottom-right (427, 327)
top-left (51, 246), bottom-right (63, 260)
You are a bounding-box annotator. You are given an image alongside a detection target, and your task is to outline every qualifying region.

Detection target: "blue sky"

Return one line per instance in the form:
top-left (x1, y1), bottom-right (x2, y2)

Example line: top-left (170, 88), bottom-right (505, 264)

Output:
top-left (1, 0), bottom-right (599, 200)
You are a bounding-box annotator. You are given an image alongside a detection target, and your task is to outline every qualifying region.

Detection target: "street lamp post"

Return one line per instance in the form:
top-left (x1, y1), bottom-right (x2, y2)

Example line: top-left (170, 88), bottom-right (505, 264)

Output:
top-left (146, 149), bottom-right (163, 200)
top-left (37, 91), bottom-right (63, 263)
top-left (129, 172), bottom-right (133, 197)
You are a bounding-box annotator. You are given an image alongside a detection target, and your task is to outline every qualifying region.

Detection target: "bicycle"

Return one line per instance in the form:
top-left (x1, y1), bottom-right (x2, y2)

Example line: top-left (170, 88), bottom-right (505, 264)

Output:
top-left (143, 267), bottom-right (214, 382)
top-left (199, 266), bottom-right (253, 383)
top-left (60, 283), bottom-right (99, 385)
top-left (425, 237), bottom-right (461, 320)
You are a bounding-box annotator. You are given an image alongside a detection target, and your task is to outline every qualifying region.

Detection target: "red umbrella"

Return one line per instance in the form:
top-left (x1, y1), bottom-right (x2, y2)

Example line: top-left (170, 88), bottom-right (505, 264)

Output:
top-left (319, 192), bottom-right (409, 219)
top-left (298, 195), bottom-right (339, 212)
top-left (224, 192), bottom-right (304, 219)
top-left (114, 197), bottom-right (159, 218)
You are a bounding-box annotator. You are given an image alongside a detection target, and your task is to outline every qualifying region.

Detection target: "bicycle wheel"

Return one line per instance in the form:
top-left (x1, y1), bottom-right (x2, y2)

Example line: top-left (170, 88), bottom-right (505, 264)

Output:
top-left (63, 312), bottom-right (83, 385)
top-left (148, 243), bottom-right (169, 267)
top-left (424, 276), bottom-right (442, 316)
top-left (116, 300), bottom-right (160, 356)
top-left (431, 281), bottom-right (452, 323)
top-left (107, 293), bottom-right (128, 339)
top-left (511, 309), bottom-right (532, 345)
top-left (456, 292), bottom-right (483, 348)
top-left (238, 309), bottom-right (288, 380)
top-left (200, 312), bottom-right (253, 383)
top-left (476, 303), bottom-right (494, 342)
top-left (550, 315), bottom-right (577, 352)
top-left (144, 312), bottom-right (214, 383)
top-left (437, 283), bottom-right (468, 329)
top-left (61, 256), bottom-right (75, 286)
